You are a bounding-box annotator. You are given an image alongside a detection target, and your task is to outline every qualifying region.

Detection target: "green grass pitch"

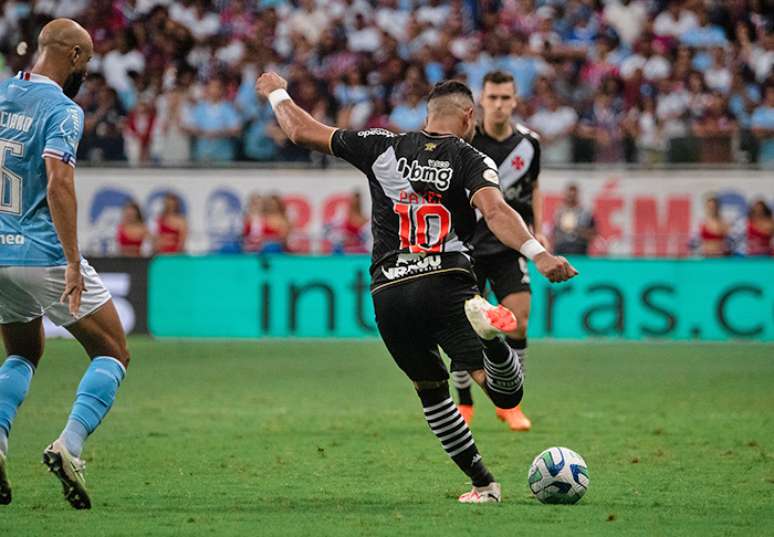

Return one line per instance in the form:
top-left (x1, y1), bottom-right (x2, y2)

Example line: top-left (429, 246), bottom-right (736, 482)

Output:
top-left (1, 338), bottom-right (773, 536)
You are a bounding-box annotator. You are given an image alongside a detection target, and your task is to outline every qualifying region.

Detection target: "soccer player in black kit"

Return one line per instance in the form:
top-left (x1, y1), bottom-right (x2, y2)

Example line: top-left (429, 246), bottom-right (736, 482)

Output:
top-left (453, 71), bottom-right (545, 432)
top-left (256, 71), bottom-right (577, 503)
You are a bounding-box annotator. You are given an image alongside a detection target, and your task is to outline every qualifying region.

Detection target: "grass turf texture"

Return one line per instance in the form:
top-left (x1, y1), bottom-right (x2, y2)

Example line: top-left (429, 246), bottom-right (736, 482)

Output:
top-left (1, 338), bottom-right (772, 536)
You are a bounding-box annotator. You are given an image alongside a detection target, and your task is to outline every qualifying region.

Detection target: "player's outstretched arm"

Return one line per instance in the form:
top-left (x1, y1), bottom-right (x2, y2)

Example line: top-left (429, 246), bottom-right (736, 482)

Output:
top-left (45, 157), bottom-right (85, 314)
top-left (472, 187), bottom-right (578, 283)
top-left (256, 72), bottom-right (336, 155)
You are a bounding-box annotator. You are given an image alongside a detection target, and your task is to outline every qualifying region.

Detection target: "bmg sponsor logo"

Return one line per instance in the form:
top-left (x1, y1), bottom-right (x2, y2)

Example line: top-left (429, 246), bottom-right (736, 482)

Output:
top-left (397, 158), bottom-right (453, 191)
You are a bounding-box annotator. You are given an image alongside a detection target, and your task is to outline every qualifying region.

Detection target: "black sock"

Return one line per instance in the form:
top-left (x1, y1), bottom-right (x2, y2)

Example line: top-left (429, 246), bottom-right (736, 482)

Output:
top-left (417, 384), bottom-right (494, 487)
top-left (482, 338), bottom-right (524, 409)
top-left (506, 337), bottom-right (527, 374)
top-left (482, 336), bottom-right (511, 364)
top-left (451, 371), bottom-right (474, 406)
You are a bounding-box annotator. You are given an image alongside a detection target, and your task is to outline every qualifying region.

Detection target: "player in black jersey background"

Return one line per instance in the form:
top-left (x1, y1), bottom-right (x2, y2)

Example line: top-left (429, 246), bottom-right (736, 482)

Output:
top-left (256, 71), bottom-right (577, 503)
top-left (453, 71), bottom-right (545, 432)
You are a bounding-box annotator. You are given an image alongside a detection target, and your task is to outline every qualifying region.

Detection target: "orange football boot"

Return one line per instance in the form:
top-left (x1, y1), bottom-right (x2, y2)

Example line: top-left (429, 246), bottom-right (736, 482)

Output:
top-left (457, 404), bottom-right (475, 426)
top-left (495, 405), bottom-right (531, 431)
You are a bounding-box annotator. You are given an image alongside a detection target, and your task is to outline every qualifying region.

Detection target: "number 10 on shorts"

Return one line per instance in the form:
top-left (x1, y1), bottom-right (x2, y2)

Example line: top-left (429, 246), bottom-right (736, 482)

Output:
top-left (393, 202), bottom-right (451, 253)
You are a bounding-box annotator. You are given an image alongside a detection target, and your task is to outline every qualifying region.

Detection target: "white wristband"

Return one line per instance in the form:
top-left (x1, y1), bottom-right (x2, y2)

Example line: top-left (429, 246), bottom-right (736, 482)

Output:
top-left (520, 238), bottom-right (546, 261)
top-left (268, 89), bottom-right (291, 110)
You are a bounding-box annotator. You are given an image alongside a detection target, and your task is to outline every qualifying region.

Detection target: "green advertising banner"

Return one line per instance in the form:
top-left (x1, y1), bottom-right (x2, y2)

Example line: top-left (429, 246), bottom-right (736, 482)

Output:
top-left (149, 256), bottom-right (774, 341)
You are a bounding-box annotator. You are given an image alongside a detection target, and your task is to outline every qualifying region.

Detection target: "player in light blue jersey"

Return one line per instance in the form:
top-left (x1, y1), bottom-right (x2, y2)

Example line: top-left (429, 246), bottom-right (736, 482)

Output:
top-left (0, 19), bottom-right (130, 510)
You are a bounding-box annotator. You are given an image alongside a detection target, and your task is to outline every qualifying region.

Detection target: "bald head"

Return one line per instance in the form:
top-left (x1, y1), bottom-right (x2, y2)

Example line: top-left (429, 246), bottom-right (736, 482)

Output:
top-left (39, 18), bottom-right (93, 57)
top-left (34, 19), bottom-right (93, 98)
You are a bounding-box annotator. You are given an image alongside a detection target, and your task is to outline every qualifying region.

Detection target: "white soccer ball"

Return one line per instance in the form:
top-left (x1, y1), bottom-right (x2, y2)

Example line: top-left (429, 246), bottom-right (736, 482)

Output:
top-left (528, 447), bottom-right (589, 504)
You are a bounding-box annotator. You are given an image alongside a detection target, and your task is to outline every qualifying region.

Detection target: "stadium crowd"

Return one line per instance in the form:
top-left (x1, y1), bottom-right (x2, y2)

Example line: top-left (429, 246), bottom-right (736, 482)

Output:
top-left (0, 0), bottom-right (772, 166)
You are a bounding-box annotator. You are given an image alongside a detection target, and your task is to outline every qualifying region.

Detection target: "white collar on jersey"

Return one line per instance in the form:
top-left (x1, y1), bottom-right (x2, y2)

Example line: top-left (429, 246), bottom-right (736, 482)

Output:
top-left (16, 71), bottom-right (62, 89)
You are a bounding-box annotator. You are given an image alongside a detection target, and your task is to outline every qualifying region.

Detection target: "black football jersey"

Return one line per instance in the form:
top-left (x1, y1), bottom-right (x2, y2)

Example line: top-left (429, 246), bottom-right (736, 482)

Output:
top-left (331, 128), bottom-right (501, 293)
top-left (469, 124), bottom-right (541, 257)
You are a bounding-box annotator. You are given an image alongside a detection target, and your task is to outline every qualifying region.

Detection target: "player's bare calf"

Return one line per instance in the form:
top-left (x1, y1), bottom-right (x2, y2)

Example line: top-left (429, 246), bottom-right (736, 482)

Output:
top-left (0, 452), bottom-right (11, 505)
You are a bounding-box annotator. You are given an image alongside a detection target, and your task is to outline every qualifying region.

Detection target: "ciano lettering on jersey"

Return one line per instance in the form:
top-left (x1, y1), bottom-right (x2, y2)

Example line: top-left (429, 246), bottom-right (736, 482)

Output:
top-left (0, 111), bottom-right (33, 133)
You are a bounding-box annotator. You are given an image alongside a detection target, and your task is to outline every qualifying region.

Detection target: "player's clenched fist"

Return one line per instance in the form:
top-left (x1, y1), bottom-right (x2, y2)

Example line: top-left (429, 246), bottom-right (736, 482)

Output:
top-left (255, 72), bottom-right (288, 99)
top-left (534, 253), bottom-right (579, 283)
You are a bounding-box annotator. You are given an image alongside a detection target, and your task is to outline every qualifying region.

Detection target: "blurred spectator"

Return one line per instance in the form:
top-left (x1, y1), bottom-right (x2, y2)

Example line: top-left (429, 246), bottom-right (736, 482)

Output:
top-left (691, 92), bottom-right (737, 163)
top-left (151, 82), bottom-right (192, 164)
top-left (553, 184), bottom-right (596, 255)
top-left (748, 32), bottom-right (773, 84)
top-left (347, 13), bottom-right (382, 53)
top-left (656, 78), bottom-right (690, 142)
top-left (116, 201), bottom-right (149, 257)
top-left (528, 90), bottom-right (577, 165)
top-left (124, 97), bottom-right (156, 164)
top-left (102, 30), bottom-right (145, 100)
top-left (236, 69), bottom-right (281, 161)
top-left (729, 69), bottom-right (761, 129)
top-left (389, 86), bottom-right (427, 132)
top-left (498, 34), bottom-right (548, 99)
top-left (528, 8), bottom-right (561, 55)
top-left (603, 0), bottom-right (648, 47)
top-left (698, 196), bottom-right (729, 257)
top-left (242, 194), bottom-right (291, 254)
top-left (242, 193), bottom-right (264, 253)
top-left (580, 35), bottom-right (621, 90)
top-left (680, 9), bottom-right (728, 49)
top-left (170, 0), bottom-right (220, 42)
top-left (79, 79), bottom-right (127, 162)
top-left (184, 79), bottom-right (241, 162)
top-left (629, 96), bottom-right (667, 165)
top-left (332, 191), bottom-right (370, 254)
top-left (620, 38), bottom-right (671, 82)
top-left (577, 89), bottom-right (625, 163)
top-left (287, 0), bottom-right (330, 45)
top-left (747, 200), bottom-right (773, 256)
top-left (751, 83), bottom-right (774, 167)
top-left (671, 44), bottom-right (694, 81)
top-left (653, 2), bottom-right (698, 39)
top-left (686, 71), bottom-right (713, 120)
top-left (154, 193), bottom-right (187, 254)
top-left (704, 47), bottom-right (731, 94)
top-left (334, 70), bottom-right (373, 130)
top-left (375, 0), bottom-right (410, 40)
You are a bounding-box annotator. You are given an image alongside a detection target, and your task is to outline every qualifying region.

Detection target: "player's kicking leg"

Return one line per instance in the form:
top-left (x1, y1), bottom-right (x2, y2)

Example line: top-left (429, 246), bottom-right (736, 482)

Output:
top-left (454, 296), bottom-right (527, 428)
top-left (42, 299), bottom-right (129, 510)
top-left (455, 254), bottom-right (532, 431)
top-left (463, 296), bottom-right (525, 415)
top-left (0, 318), bottom-right (44, 505)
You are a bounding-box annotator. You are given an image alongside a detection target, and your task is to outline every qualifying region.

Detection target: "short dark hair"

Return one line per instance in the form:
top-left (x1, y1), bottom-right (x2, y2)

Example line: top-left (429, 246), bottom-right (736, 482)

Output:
top-left (427, 80), bottom-right (474, 103)
top-left (483, 70), bottom-right (515, 87)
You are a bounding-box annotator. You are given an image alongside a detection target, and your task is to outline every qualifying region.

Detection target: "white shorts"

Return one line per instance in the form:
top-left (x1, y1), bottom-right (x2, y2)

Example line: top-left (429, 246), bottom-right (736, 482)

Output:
top-left (0, 259), bottom-right (112, 327)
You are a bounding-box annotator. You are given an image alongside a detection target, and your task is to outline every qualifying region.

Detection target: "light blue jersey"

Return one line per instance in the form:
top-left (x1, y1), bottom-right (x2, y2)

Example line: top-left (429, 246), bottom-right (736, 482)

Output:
top-left (0, 71), bottom-right (84, 266)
